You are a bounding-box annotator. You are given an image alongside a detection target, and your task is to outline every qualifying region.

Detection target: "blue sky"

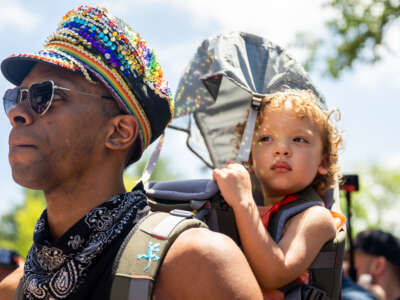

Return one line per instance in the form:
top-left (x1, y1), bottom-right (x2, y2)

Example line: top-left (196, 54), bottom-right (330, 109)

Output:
top-left (0, 0), bottom-right (399, 215)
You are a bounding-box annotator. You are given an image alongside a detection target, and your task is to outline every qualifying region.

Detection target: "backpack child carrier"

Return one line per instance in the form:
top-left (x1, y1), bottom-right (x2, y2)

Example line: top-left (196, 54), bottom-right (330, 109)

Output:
top-left (107, 179), bottom-right (345, 300)
top-left (139, 181), bottom-right (345, 300)
top-left (130, 32), bottom-right (345, 299)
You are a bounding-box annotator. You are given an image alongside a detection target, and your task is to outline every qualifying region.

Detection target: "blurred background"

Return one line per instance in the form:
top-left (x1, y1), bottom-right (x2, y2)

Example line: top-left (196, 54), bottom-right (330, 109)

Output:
top-left (0, 0), bottom-right (399, 257)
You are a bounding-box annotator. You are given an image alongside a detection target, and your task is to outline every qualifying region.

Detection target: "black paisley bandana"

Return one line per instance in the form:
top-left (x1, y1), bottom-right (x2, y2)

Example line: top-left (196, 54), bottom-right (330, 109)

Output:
top-left (23, 187), bottom-right (149, 300)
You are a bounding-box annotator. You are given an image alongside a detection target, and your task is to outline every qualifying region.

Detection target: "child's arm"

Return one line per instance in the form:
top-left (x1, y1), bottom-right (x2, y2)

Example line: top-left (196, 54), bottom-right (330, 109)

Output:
top-left (213, 163), bottom-right (336, 291)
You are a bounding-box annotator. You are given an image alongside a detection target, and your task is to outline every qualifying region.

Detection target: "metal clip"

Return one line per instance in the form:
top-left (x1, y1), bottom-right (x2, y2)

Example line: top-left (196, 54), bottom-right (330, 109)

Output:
top-left (251, 96), bottom-right (263, 111)
top-left (170, 209), bottom-right (194, 218)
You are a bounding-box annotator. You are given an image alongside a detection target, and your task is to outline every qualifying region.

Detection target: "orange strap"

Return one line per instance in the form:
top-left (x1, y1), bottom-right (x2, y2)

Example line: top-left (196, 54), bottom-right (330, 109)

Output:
top-left (330, 210), bottom-right (346, 229)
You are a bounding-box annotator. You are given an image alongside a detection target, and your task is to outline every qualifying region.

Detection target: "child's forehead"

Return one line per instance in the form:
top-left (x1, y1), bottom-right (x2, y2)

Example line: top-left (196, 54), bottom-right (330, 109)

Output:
top-left (263, 97), bottom-right (325, 122)
top-left (256, 101), bottom-right (324, 133)
top-left (265, 96), bottom-right (320, 112)
top-left (263, 103), bottom-right (316, 120)
top-left (258, 110), bottom-right (317, 129)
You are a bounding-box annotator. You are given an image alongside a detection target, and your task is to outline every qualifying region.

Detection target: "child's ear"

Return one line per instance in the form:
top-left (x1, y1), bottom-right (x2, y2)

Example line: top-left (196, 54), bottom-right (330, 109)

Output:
top-left (318, 166), bottom-right (328, 175)
top-left (246, 163), bottom-right (254, 174)
top-left (318, 156), bottom-right (329, 175)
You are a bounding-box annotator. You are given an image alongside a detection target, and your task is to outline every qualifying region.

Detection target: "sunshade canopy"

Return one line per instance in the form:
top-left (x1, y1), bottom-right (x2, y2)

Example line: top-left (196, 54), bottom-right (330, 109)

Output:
top-left (174, 32), bottom-right (327, 168)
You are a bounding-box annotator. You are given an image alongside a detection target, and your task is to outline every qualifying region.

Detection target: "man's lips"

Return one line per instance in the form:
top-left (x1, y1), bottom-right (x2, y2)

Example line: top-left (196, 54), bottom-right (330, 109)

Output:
top-left (9, 130), bottom-right (39, 149)
top-left (271, 161), bottom-right (292, 172)
top-left (9, 139), bottom-right (38, 150)
top-left (10, 144), bottom-right (36, 148)
top-left (9, 144), bottom-right (38, 152)
top-left (9, 139), bottom-right (37, 148)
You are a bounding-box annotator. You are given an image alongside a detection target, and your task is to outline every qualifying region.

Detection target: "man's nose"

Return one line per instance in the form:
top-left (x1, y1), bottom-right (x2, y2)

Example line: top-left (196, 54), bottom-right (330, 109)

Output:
top-left (7, 101), bottom-right (34, 127)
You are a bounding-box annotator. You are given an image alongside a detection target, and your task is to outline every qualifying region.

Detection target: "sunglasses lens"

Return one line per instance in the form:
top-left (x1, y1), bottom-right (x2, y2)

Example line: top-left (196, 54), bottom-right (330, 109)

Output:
top-left (29, 81), bottom-right (53, 114)
top-left (3, 88), bottom-right (20, 115)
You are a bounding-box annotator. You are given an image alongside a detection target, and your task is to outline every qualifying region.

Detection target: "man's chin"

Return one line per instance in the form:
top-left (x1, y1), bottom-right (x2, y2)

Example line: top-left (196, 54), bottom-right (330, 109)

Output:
top-left (12, 175), bottom-right (43, 190)
top-left (10, 164), bottom-right (47, 190)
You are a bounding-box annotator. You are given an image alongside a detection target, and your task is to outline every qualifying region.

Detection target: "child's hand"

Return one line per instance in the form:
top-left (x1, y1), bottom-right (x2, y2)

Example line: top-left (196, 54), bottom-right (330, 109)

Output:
top-left (212, 162), bottom-right (254, 209)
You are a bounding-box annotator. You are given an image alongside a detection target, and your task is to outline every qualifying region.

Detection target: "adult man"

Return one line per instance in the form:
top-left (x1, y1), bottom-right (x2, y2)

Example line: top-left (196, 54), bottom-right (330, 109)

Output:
top-left (354, 229), bottom-right (400, 300)
top-left (0, 6), bottom-right (262, 300)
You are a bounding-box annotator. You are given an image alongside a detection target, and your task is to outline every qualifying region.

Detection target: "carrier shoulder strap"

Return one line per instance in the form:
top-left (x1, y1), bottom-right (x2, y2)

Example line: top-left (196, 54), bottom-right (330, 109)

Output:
top-left (284, 224), bottom-right (346, 300)
top-left (267, 186), bottom-right (324, 243)
top-left (110, 209), bottom-right (207, 300)
top-left (13, 276), bottom-right (24, 300)
top-left (267, 187), bottom-right (346, 300)
top-left (308, 223), bottom-right (346, 300)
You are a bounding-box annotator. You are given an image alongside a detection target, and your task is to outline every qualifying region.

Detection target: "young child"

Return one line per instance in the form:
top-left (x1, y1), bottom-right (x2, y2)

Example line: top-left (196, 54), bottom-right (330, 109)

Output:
top-left (213, 89), bottom-right (344, 297)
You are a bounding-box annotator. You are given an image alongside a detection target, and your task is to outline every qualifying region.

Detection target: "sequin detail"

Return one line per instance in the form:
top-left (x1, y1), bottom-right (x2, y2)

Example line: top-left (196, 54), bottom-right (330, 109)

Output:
top-left (6, 5), bottom-right (174, 150)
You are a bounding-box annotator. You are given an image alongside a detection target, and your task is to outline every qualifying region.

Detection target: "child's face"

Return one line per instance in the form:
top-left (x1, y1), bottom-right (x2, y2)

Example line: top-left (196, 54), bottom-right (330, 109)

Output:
top-left (251, 105), bottom-right (328, 199)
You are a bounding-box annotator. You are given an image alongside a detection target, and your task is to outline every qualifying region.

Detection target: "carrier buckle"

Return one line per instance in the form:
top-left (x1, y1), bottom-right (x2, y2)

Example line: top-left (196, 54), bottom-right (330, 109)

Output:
top-left (307, 286), bottom-right (328, 300)
top-left (251, 96), bottom-right (263, 111)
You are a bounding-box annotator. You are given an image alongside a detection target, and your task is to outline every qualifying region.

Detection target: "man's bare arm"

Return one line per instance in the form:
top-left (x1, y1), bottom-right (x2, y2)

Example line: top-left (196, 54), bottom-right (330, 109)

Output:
top-left (153, 228), bottom-right (263, 300)
top-left (0, 265), bottom-right (23, 300)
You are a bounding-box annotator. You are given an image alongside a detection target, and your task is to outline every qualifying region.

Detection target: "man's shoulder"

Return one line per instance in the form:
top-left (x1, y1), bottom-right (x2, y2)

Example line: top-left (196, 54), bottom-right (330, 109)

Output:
top-left (0, 265), bottom-right (24, 300)
top-left (153, 227), bottom-right (262, 300)
top-left (157, 227), bottom-right (237, 270)
top-left (341, 276), bottom-right (378, 300)
top-left (169, 227), bottom-right (232, 252)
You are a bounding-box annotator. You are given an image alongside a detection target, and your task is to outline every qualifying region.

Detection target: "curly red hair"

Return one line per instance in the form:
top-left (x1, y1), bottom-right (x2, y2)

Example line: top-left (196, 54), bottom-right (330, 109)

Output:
top-left (236, 90), bottom-right (343, 195)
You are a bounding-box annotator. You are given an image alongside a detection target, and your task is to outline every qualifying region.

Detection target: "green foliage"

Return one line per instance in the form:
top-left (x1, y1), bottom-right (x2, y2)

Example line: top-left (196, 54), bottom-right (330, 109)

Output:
top-left (0, 190), bottom-right (45, 258)
top-left (296, 0), bottom-right (400, 78)
top-left (340, 163), bottom-right (400, 236)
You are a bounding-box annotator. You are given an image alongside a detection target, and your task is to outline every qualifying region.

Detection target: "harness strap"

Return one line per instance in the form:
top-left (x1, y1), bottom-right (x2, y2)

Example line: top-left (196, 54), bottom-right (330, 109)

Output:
top-left (267, 187), bottom-right (346, 300)
top-left (284, 285), bottom-right (302, 300)
top-left (110, 210), bottom-right (207, 300)
top-left (140, 135), bottom-right (165, 185)
top-left (275, 200), bottom-right (324, 243)
top-left (283, 248), bottom-right (340, 300)
top-left (281, 225), bottom-right (346, 300)
top-left (235, 96), bottom-right (263, 163)
top-left (13, 277), bottom-right (24, 300)
top-left (304, 285), bottom-right (330, 300)
top-left (309, 251), bottom-right (338, 270)
top-left (267, 187), bottom-right (324, 243)
top-left (283, 280), bottom-right (330, 300)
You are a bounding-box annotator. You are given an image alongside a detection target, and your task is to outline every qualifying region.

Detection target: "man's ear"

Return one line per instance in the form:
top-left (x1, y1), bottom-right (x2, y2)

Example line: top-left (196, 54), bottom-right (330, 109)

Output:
top-left (104, 115), bottom-right (139, 150)
top-left (370, 256), bottom-right (387, 276)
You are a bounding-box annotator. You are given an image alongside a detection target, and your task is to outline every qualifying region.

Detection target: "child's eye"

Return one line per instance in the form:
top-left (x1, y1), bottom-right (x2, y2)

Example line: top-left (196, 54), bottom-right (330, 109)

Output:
top-left (293, 137), bottom-right (309, 143)
top-left (259, 136), bottom-right (272, 142)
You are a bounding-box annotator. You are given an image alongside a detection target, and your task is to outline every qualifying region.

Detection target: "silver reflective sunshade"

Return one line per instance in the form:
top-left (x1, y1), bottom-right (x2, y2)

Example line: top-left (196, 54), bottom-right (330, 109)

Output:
top-left (173, 31), bottom-right (327, 169)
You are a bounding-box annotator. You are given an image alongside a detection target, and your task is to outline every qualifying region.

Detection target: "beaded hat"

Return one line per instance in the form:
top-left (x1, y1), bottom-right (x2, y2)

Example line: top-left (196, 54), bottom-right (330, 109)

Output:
top-left (1, 5), bottom-right (173, 154)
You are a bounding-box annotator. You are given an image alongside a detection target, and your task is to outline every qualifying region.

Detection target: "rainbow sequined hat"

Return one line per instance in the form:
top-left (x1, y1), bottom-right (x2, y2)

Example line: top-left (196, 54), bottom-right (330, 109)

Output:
top-left (1, 5), bottom-right (173, 153)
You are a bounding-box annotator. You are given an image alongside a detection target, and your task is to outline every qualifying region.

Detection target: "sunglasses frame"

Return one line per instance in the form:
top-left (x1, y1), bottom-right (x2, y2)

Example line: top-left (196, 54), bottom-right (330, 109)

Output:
top-left (3, 80), bottom-right (113, 116)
